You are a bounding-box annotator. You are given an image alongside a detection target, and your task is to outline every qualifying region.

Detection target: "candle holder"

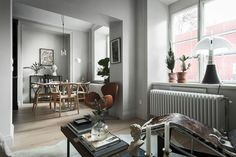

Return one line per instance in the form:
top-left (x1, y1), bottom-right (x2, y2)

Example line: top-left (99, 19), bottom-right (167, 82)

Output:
top-left (162, 148), bottom-right (172, 156)
top-left (144, 152), bottom-right (153, 157)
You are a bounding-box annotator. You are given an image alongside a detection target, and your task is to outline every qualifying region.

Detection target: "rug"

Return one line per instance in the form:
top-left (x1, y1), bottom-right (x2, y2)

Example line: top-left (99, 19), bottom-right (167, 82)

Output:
top-left (11, 135), bottom-right (184, 157)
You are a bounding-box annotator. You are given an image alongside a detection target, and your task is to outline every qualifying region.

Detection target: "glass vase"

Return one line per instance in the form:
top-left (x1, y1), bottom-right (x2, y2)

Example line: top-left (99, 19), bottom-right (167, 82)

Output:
top-left (91, 121), bottom-right (108, 141)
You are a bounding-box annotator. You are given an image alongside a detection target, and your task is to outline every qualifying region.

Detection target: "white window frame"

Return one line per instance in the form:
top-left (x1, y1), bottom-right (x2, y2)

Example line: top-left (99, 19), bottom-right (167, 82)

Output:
top-left (171, 4), bottom-right (199, 82)
top-left (170, 0), bottom-right (236, 84)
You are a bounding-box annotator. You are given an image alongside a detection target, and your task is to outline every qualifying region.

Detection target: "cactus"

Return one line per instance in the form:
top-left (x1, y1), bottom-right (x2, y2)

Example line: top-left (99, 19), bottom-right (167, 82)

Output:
top-left (179, 55), bottom-right (191, 72)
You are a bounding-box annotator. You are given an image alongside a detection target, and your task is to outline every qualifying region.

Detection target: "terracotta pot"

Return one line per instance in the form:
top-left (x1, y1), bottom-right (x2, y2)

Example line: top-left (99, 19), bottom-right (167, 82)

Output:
top-left (168, 73), bottom-right (177, 83)
top-left (177, 72), bottom-right (187, 83)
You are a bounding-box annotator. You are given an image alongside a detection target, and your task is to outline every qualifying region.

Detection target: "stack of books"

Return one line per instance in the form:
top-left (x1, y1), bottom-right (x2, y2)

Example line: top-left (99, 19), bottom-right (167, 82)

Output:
top-left (67, 117), bottom-right (129, 157)
top-left (80, 132), bottom-right (120, 151)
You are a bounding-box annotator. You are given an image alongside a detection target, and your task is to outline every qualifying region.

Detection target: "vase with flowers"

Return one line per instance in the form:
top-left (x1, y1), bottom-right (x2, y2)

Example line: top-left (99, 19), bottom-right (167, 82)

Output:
top-left (91, 98), bottom-right (109, 141)
top-left (24, 62), bottom-right (45, 75)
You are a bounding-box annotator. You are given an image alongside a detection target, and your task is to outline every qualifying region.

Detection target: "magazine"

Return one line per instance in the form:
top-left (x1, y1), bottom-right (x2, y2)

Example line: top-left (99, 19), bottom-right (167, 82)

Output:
top-left (81, 132), bottom-right (120, 151)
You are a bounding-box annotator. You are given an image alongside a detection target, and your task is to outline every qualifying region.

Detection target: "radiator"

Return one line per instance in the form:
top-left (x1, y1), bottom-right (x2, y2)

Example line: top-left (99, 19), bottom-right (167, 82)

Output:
top-left (150, 89), bottom-right (228, 131)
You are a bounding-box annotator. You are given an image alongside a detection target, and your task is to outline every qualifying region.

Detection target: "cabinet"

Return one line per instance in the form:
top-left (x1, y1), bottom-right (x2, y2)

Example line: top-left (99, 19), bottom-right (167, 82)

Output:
top-left (29, 75), bottom-right (62, 103)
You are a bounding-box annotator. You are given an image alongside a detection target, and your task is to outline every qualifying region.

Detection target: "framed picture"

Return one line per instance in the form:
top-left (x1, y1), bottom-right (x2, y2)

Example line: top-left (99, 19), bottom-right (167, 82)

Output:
top-left (39, 48), bottom-right (54, 66)
top-left (110, 38), bottom-right (121, 64)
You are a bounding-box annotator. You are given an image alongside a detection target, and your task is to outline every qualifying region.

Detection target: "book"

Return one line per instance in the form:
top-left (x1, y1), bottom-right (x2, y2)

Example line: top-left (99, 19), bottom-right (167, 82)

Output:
top-left (79, 135), bottom-right (129, 157)
top-left (81, 132), bottom-right (120, 151)
top-left (67, 118), bottom-right (92, 136)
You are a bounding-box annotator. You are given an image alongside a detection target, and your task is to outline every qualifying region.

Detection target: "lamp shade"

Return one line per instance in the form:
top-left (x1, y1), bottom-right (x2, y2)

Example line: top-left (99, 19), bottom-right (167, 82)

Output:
top-left (193, 36), bottom-right (232, 52)
top-left (193, 36), bottom-right (232, 84)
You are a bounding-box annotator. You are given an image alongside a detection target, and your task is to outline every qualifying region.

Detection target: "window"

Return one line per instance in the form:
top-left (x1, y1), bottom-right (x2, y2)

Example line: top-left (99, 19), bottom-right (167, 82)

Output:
top-left (171, 0), bottom-right (236, 83)
top-left (93, 27), bottom-right (110, 81)
top-left (171, 5), bottom-right (199, 82)
top-left (203, 0), bottom-right (236, 82)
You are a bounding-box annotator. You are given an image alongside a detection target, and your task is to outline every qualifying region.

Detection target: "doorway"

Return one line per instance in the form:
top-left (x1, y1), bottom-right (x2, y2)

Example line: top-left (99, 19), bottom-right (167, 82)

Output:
top-left (12, 19), bottom-right (18, 110)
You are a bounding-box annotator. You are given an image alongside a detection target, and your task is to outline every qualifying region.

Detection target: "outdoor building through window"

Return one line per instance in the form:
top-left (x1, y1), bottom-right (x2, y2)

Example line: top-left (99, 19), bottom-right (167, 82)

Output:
top-left (203, 0), bottom-right (236, 82)
top-left (171, 0), bottom-right (236, 83)
top-left (171, 5), bottom-right (199, 82)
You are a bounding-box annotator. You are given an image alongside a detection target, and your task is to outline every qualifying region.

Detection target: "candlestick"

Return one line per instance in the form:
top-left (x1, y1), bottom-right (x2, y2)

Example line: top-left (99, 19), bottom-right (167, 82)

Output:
top-left (146, 125), bottom-right (151, 156)
top-left (164, 122), bottom-right (170, 152)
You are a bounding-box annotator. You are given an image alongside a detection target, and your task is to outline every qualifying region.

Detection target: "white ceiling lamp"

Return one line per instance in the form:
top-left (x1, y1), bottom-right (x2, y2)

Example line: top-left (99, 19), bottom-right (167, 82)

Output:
top-left (61, 15), bottom-right (67, 56)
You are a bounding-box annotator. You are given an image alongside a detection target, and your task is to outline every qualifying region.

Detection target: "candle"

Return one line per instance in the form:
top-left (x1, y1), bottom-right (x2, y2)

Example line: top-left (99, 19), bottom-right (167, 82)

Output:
top-left (164, 122), bottom-right (170, 152)
top-left (146, 125), bottom-right (151, 156)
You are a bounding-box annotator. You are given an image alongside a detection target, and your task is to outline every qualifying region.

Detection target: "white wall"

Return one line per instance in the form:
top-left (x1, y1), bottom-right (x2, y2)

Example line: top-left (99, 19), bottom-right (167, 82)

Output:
top-left (20, 21), bottom-right (70, 103)
top-left (135, 0), bottom-right (169, 120)
top-left (0, 0), bottom-right (13, 145)
top-left (94, 29), bottom-right (108, 81)
top-left (147, 0), bottom-right (168, 84)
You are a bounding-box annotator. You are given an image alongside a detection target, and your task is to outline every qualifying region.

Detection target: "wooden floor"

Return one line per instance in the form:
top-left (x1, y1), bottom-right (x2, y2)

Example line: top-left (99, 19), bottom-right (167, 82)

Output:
top-left (12, 103), bottom-right (143, 151)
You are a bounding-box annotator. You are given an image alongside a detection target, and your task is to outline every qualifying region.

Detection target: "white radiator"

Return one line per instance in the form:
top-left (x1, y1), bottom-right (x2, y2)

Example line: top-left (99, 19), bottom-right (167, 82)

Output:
top-left (150, 89), bottom-right (228, 131)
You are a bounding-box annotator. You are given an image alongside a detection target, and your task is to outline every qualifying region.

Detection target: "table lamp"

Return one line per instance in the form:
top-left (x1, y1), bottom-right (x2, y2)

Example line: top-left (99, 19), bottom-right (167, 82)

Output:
top-left (194, 36), bottom-right (232, 84)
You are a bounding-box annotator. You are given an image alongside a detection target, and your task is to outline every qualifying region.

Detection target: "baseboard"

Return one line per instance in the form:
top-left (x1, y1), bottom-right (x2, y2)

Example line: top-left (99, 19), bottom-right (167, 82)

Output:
top-left (136, 111), bottom-right (147, 120)
top-left (18, 101), bottom-right (23, 108)
top-left (4, 124), bottom-right (14, 146)
top-left (121, 109), bottom-right (136, 120)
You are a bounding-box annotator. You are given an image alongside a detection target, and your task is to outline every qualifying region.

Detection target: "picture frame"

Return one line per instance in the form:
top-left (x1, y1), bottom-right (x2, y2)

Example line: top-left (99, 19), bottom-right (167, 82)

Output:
top-left (110, 38), bottom-right (121, 64)
top-left (39, 48), bottom-right (54, 66)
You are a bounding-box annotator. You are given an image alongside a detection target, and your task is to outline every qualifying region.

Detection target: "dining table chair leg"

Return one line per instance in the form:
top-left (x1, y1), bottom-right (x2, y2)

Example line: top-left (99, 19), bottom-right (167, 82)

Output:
top-left (59, 99), bottom-right (62, 117)
top-left (77, 98), bottom-right (79, 114)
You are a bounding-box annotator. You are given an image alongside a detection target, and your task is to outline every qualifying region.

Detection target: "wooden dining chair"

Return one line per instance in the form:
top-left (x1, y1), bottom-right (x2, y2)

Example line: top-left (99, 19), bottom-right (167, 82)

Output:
top-left (32, 83), bottom-right (52, 112)
top-left (77, 82), bottom-right (90, 102)
top-left (49, 83), bottom-right (80, 117)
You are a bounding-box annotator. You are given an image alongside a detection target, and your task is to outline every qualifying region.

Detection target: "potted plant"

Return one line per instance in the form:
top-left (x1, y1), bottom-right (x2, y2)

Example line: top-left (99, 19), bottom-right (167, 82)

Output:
top-left (166, 42), bottom-right (176, 83)
top-left (97, 57), bottom-right (110, 83)
top-left (177, 55), bottom-right (191, 83)
top-left (91, 98), bottom-right (108, 141)
top-left (24, 62), bottom-right (45, 75)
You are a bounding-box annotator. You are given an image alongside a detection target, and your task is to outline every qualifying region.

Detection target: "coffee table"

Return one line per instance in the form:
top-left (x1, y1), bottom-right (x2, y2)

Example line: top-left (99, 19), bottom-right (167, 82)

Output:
top-left (61, 125), bottom-right (140, 157)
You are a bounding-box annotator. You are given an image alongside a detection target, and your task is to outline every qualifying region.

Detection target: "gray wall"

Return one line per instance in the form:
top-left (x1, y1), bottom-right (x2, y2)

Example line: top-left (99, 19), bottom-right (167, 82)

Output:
top-left (0, 0), bottom-right (13, 145)
top-left (20, 21), bottom-right (69, 103)
top-left (14, 0), bottom-right (137, 120)
top-left (109, 21), bottom-right (123, 118)
top-left (72, 31), bottom-right (89, 82)
top-left (135, 0), bottom-right (148, 119)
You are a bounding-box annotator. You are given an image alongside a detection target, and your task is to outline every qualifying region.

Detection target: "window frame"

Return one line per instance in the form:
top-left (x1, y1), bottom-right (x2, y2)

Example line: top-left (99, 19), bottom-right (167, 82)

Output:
top-left (171, 4), bottom-right (200, 82)
top-left (170, 0), bottom-right (236, 84)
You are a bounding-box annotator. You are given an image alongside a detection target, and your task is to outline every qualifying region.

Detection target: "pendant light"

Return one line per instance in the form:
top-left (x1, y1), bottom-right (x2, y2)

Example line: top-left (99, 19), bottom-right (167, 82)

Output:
top-left (61, 15), bottom-right (67, 56)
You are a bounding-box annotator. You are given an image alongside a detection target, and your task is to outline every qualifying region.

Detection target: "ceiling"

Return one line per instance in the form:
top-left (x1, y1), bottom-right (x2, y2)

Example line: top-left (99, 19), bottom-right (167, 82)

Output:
top-left (13, 3), bottom-right (93, 32)
top-left (159, 0), bottom-right (179, 5)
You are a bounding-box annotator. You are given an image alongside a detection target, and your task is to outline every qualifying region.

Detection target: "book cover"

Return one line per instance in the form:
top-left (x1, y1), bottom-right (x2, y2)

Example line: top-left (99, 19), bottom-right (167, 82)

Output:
top-left (67, 119), bottom-right (92, 136)
top-left (81, 132), bottom-right (120, 151)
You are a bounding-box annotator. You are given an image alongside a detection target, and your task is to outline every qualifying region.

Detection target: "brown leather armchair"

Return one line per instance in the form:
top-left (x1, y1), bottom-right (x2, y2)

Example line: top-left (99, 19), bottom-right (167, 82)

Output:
top-left (84, 82), bottom-right (118, 110)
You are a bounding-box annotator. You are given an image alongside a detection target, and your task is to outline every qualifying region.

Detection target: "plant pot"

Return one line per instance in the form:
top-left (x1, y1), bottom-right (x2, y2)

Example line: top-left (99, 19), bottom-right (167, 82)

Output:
top-left (177, 72), bottom-right (187, 83)
top-left (168, 72), bottom-right (177, 83)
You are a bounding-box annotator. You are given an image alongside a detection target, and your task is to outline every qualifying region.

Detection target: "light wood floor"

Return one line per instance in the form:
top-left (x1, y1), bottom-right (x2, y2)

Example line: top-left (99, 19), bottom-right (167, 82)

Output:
top-left (12, 103), bottom-right (143, 151)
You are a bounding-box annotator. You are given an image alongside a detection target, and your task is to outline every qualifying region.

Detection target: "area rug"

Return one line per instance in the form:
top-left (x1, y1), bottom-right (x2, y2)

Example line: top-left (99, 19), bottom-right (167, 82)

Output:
top-left (12, 135), bottom-right (160, 157)
top-left (11, 135), bottom-right (131, 157)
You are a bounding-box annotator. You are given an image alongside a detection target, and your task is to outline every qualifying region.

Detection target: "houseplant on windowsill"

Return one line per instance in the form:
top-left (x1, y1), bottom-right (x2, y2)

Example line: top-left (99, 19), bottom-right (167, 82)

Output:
top-left (177, 55), bottom-right (191, 83)
top-left (97, 57), bottom-right (110, 83)
top-left (166, 42), bottom-right (176, 83)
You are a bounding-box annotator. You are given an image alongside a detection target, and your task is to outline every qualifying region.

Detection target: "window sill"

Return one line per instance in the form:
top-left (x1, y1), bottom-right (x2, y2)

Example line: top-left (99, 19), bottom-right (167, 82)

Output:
top-left (152, 82), bottom-right (236, 90)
